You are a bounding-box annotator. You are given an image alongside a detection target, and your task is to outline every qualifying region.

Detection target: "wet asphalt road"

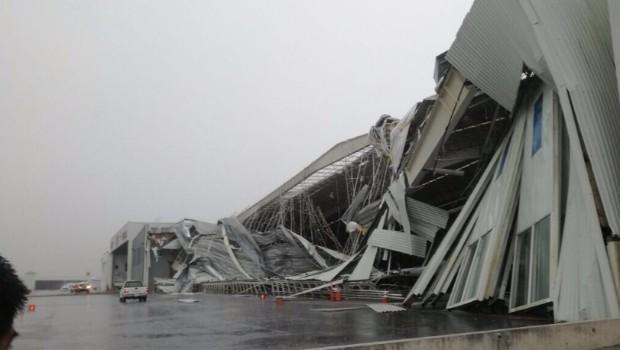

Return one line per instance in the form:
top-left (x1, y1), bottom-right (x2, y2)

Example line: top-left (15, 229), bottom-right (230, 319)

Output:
top-left (14, 293), bottom-right (548, 350)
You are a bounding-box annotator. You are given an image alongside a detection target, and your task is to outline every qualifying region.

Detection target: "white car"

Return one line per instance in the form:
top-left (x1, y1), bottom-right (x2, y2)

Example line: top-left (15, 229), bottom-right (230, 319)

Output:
top-left (119, 280), bottom-right (148, 303)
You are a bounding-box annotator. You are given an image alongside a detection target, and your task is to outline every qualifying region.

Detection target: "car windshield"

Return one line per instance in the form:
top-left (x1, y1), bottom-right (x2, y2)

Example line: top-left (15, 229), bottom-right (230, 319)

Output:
top-left (124, 281), bottom-right (142, 288)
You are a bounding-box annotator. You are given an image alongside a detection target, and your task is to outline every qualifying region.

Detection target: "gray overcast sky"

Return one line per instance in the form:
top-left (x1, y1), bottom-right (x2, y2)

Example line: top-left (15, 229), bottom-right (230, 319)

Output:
top-left (0, 0), bottom-right (472, 278)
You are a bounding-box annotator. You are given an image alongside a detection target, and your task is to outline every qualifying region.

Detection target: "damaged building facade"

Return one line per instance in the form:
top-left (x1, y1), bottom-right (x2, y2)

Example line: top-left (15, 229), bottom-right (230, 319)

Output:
top-left (103, 0), bottom-right (620, 323)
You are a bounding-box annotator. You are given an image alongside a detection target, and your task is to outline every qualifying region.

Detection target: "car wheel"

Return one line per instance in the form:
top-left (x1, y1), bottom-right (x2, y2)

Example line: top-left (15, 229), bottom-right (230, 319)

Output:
top-left (143, 296), bottom-right (147, 302)
top-left (120, 298), bottom-right (125, 303)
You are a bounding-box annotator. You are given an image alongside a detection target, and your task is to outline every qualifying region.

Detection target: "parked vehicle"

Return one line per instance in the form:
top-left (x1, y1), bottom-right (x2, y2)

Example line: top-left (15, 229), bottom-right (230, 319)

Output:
top-left (119, 280), bottom-right (148, 303)
top-left (70, 282), bottom-right (93, 294)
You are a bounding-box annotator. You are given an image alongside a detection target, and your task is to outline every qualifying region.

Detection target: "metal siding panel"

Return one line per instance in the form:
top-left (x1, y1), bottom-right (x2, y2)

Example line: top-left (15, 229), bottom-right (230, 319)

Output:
top-left (287, 229), bottom-right (329, 269)
top-left (220, 226), bottom-right (252, 279)
top-left (551, 80), bottom-right (620, 320)
top-left (287, 251), bottom-right (361, 282)
top-left (388, 175), bottom-right (411, 233)
top-left (404, 69), bottom-right (477, 185)
top-left (405, 133), bottom-right (504, 300)
top-left (526, 0), bottom-right (620, 236)
top-left (610, 0), bottom-right (620, 107)
top-left (447, 114), bottom-right (525, 304)
top-left (368, 229), bottom-right (412, 255)
top-left (554, 149), bottom-right (620, 321)
top-left (478, 114), bottom-right (525, 300)
top-left (432, 208), bottom-right (481, 295)
top-left (409, 219), bottom-right (440, 241)
top-left (383, 193), bottom-right (402, 227)
top-left (406, 197), bottom-right (449, 229)
top-left (368, 229), bottom-right (427, 258)
top-left (366, 303), bottom-right (406, 313)
top-left (447, 0), bottom-right (549, 110)
top-left (516, 84), bottom-right (555, 232)
top-left (348, 246), bottom-right (378, 281)
top-left (608, 241), bottom-right (620, 306)
top-left (390, 114), bottom-right (414, 174)
top-left (451, 0), bottom-right (620, 235)
top-left (410, 234), bottom-right (428, 258)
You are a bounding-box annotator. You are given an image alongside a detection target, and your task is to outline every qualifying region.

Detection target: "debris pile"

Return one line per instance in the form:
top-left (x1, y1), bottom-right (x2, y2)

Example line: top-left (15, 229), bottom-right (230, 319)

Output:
top-left (147, 218), bottom-right (343, 293)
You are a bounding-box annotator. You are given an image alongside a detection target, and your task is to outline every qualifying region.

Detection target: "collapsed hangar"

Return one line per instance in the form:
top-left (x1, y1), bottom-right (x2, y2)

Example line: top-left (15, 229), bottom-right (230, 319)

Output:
top-left (103, 0), bottom-right (620, 324)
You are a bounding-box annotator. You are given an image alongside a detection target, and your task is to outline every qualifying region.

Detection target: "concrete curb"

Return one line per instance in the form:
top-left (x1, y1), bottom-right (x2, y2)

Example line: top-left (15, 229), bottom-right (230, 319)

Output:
top-left (311, 318), bottom-right (620, 350)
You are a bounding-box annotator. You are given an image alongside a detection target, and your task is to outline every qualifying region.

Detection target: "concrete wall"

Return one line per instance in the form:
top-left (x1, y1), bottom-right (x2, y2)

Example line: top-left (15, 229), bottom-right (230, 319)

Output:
top-left (315, 318), bottom-right (620, 350)
top-left (101, 252), bottom-right (113, 291)
top-left (131, 230), bottom-right (146, 283)
top-left (111, 244), bottom-right (128, 288)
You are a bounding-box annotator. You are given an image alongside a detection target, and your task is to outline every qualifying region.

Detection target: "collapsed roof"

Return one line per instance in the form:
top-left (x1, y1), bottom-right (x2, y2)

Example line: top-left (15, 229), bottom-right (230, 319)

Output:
top-left (118, 0), bottom-right (620, 324)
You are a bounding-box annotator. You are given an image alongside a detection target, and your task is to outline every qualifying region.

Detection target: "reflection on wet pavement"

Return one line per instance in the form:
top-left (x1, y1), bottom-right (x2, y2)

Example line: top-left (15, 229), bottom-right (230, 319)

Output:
top-left (15, 294), bottom-right (549, 349)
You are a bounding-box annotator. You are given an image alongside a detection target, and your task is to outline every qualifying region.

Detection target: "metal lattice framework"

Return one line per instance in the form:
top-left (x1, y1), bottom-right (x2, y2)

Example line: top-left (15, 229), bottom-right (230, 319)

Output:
top-left (243, 145), bottom-right (392, 252)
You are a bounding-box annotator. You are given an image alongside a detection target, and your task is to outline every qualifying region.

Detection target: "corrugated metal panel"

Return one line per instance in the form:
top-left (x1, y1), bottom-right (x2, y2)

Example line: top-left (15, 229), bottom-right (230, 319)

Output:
top-left (287, 229), bottom-right (329, 269)
top-left (446, 0), bottom-right (549, 110)
top-left (412, 235), bottom-right (430, 259)
top-left (405, 197), bottom-right (449, 229)
top-left (551, 52), bottom-right (620, 321)
top-left (390, 113), bottom-right (414, 174)
top-left (348, 246), bottom-right (378, 281)
top-left (405, 120), bottom-right (509, 301)
top-left (452, 0), bottom-right (620, 238)
top-left (404, 69), bottom-right (477, 185)
top-left (388, 175), bottom-right (411, 234)
top-left (440, 0), bottom-right (620, 319)
top-left (410, 219), bottom-right (440, 241)
top-left (510, 83), bottom-right (562, 309)
top-left (610, 0), bottom-right (620, 107)
top-left (524, 0), bottom-right (620, 237)
top-left (383, 193), bottom-right (402, 227)
top-left (220, 226), bottom-right (252, 279)
top-left (445, 114), bottom-right (524, 308)
top-left (477, 113), bottom-right (525, 300)
top-left (440, 252), bottom-right (464, 295)
top-left (287, 251), bottom-right (361, 282)
top-left (608, 241), bottom-right (620, 305)
top-left (554, 149), bottom-right (620, 321)
top-left (451, 0), bottom-right (620, 236)
top-left (368, 229), bottom-right (427, 258)
top-left (432, 207), bottom-right (480, 296)
top-left (366, 303), bottom-right (406, 313)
